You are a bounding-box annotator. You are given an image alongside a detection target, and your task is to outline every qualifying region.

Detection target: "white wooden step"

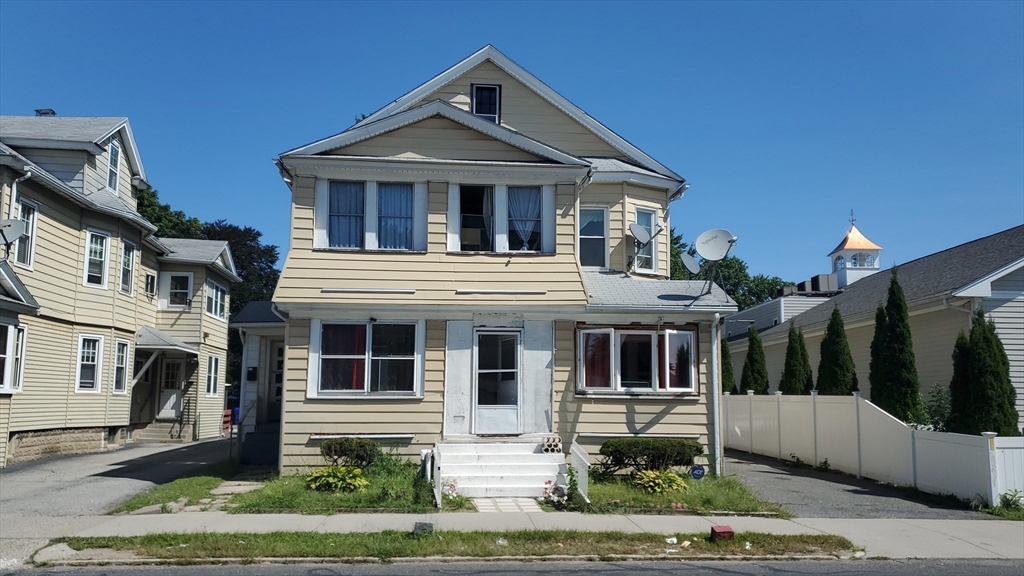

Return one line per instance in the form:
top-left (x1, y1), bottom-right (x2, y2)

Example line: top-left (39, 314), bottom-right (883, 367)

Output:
top-left (441, 452), bottom-right (565, 464)
top-left (438, 442), bottom-right (545, 455)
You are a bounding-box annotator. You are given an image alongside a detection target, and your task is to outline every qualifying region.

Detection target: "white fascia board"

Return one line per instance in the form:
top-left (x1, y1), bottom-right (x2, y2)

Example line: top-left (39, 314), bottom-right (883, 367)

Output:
top-left (283, 100), bottom-right (588, 167)
top-left (348, 45), bottom-right (683, 181)
top-left (282, 156), bottom-right (589, 183)
top-left (274, 302), bottom-right (590, 319)
top-left (953, 257), bottom-right (1024, 298)
top-left (95, 120), bottom-right (147, 182)
top-left (588, 171), bottom-right (678, 190)
top-left (0, 137), bottom-right (105, 155)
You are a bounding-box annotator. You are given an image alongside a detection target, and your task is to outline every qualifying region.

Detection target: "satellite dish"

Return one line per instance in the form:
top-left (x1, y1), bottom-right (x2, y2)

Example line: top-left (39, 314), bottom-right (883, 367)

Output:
top-left (681, 252), bottom-right (700, 275)
top-left (0, 219), bottom-right (26, 246)
top-left (695, 228), bottom-right (736, 262)
top-left (628, 223), bottom-right (652, 246)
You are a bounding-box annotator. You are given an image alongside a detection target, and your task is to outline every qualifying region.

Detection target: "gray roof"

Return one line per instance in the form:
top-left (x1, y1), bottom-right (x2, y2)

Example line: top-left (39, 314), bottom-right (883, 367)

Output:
top-left (582, 271), bottom-right (737, 311)
top-left (136, 327), bottom-right (198, 354)
top-left (585, 157), bottom-right (666, 179)
top-left (761, 224), bottom-right (1024, 340)
top-left (0, 261), bottom-right (39, 313)
top-left (156, 238), bottom-right (240, 282)
top-left (0, 116), bottom-right (126, 144)
top-left (231, 301), bottom-right (286, 325)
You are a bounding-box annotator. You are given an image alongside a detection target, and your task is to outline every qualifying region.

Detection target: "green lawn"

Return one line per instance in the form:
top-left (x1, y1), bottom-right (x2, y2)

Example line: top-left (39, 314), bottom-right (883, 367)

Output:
top-left (55, 530), bottom-right (852, 561)
top-left (230, 454), bottom-right (436, 514)
top-left (586, 475), bottom-right (789, 517)
top-left (109, 462), bottom-right (242, 514)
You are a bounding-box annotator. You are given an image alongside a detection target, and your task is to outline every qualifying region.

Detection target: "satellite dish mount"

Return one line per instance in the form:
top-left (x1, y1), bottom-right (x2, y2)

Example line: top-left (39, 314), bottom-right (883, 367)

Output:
top-left (694, 228), bottom-right (738, 296)
top-left (0, 219), bottom-right (27, 263)
top-left (627, 222), bottom-right (664, 273)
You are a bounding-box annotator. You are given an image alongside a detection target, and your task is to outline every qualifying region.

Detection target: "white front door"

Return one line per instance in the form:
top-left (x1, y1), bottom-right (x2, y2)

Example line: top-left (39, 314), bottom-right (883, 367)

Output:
top-left (157, 360), bottom-right (184, 420)
top-left (474, 332), bottom-right (521, 435)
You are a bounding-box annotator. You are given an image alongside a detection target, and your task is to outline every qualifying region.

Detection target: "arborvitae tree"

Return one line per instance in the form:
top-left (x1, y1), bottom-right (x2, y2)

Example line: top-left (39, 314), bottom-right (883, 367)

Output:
top-left (740, 327), bottom-right (770, 395)
top-left (798, 328), bottom-right (814, 394)
top-left (816, 307), bottom-right (859, 395)
top-left (779, 322), bottom-right (806, 395)
top-left (721, 338), bottom-right (738, 395)
top-left (868, 303), bottom-right (889, 409)
top-left (969, 310), bottom-right (1020, 436)
top-left (945, 330), bottom-right (972, 434)
top-left (881, 269), bottom-right (928, 423)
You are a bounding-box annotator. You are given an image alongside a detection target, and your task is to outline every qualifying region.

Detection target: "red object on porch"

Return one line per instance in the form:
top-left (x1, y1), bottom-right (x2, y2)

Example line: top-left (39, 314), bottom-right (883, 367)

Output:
top-left (710, 525), bottom-right (734, 542)
top-left (222, 410), bottom-right (232, 433)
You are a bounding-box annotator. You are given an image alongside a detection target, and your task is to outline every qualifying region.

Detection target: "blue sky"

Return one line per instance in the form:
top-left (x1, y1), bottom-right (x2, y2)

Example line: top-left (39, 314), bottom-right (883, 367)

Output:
top-left (1, 1), bottom-right (1021, 282)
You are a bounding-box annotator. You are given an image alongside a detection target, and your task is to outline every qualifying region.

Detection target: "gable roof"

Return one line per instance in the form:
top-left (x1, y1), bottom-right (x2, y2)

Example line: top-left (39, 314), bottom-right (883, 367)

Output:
top-left (283, 100), bottom-right (589, 167)
top-left (0, 142), bottom-right (157, 234)
top-left (828, 224), bottom-right (883, 256)
top-left (327, 46), bottom-right (683, 181)
top-left (231, 300), bottom-right (287, 326)
top-left (763, 224), bottom-right (1024, 341)
top-left (156, 238), bottom-right (241, 282)
top-left (0, 115), bottom-right (147, 184)
top-left (582, 271), bottom-right (736, 312)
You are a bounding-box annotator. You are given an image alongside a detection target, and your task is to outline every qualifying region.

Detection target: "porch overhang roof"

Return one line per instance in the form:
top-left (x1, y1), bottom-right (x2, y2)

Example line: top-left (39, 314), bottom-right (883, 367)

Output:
top-left (581, 271), bottom-right (738, 313)
top-left (136, 326), bottom-right (198, 354)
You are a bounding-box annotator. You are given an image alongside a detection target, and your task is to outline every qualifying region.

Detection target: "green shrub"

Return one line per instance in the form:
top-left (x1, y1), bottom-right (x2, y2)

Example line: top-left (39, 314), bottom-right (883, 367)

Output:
top-left (320, 438), bottom-right (380, 468)
top-left (633, 469), bottom-right (687, 494)
top-left (305, 466), bottom-right (370, 493)
top-left (597, 438), bottom-right (704, 476)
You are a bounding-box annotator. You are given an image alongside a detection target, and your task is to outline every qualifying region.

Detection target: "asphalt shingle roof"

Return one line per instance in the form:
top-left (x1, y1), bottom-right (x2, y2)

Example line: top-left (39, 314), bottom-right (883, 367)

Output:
top-left (136, 326), bottom-right (197, 353)
top-left (761, 224), bottom-right (1024, 340)
top-left (0, 116), bottom-right (126, 144)
top-left (157, 238), bottom-right (230, 264)
top-left (582, 271), bottom-right (736, 310)
top-left (231, 301), bottom-right (286, 325)
top-left (585, 157), bottom-right (666, 179)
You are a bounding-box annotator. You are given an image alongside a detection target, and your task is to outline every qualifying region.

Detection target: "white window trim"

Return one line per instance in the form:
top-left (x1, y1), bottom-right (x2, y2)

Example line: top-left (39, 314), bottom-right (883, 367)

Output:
top-left (577, 328), bottom-right (614, 391)
top-left (12, 198), bottom-right (38, 270)
top-left (314, 179), bottom-right (428, 252)
top-left (306, 319), bottom-right (426, 399)
top-left (1, 324), bottom-right (27, 394)
top-left (113, 339), bottom-right (130, 394)
top-left (107, 138), bottom-right (121, 196)
top-left (471, 84), bottom-right (501, 123)
top-left (472, 329), bottom-right (523, 435)
top-left (75, 333), bottom-right (105, 393)
top-left (206, 355), bottom-right (220, 397)
top-left (145, 273), bottom-right (157, 296)
top-left (119, 239), bottom-right (136, 296)
top-left (158, 272), bottom-right (193, 310)
top-left (634, 206), bottom-right (658, 275)
top-left (577, 327), bottom-right (700, 396)
top-left (448, 183), bottom-right (556, 254)
top-left (663, 329), bottom-right (696, 393)
top-left (617, 330), bottom-right (659, 392)
top-left (205, 279), bottom-right (228, 321)
top-left (579, 205), bottom-right (610, 270)
top-left (82, 229), bottom-right (111, 289)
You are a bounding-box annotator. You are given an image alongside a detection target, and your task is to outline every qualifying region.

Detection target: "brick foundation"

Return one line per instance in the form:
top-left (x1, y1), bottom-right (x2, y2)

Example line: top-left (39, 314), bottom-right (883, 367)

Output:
top-left (7, 426), bottom-right (127, 464)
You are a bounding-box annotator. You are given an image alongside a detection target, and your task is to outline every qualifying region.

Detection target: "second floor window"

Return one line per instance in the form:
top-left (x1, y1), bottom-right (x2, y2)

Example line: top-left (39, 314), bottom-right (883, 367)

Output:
top-left (159, 272), bottom-right (192, 309)
top-left (14, 199), bottom-right (37, 267)
top-left (84, 231), bottom-right (109, 287)
top-left (120, 241), bottom-right (136, 295)
top-left (206, 280), bottom-right (227, 320)
top-left (328, 181), bottom-right (365, 248)
top-left (459, 185), bottom-right (494, 251)
top-left (579, 207), bottom-right (608, 268)
top-left (634, 208), bottom-right (657, 273)
top-left (206, 355), bottom-right (220, 395)
top-left (378, 183), bottom-right (413, 250)
top-left (316, 179), bottom-right (427, 251)
top-left (107, 138), bottom-right (121, 194)
top-left (508, 186), bottom-right (542, 251)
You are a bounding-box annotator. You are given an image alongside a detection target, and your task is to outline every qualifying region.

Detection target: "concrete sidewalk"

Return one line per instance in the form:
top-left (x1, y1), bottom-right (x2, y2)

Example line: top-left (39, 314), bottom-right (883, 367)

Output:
top-left (3, 510), bottom-right (1022, 566)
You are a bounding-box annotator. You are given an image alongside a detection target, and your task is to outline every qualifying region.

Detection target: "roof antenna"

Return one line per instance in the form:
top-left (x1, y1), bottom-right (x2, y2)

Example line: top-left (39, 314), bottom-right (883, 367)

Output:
top-left (849, 209), bottom-right (856, 225)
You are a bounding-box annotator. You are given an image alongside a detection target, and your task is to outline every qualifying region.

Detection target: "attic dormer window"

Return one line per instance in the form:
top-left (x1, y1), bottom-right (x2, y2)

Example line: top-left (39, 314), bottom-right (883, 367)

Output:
top-left (472, 85), bottom-right (500, 123)
top-left (107, 138), bottom-right (121, 195)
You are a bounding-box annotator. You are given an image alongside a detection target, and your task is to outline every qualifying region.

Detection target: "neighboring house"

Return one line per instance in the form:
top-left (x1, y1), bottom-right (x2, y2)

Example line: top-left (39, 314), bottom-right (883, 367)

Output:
top-left (0, 114), bottom-right (239, 466)
top-left (724, 295), bottom-right (830, 342)
top-left (231, 300), bottom-right (287, 466)
top-left (729, 224), bottom-right (1024, 431)
top-left (263, 45), bottom-right (737, 496)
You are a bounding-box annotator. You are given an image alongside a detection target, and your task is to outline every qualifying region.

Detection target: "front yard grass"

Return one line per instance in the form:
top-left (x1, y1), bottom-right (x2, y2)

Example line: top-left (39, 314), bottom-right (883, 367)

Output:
top-left (230, 453), bottom-right (437, 514)
top-left (109, 462), bottom-right (242, 514)
top-left (55, 530), bottom-right (852, 561)
top-left (586, 475), bottom-right (790, 517)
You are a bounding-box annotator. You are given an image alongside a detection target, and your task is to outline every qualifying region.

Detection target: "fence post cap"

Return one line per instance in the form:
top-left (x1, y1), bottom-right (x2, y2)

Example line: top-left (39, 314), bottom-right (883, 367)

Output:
top-left (811, 390), bottom-right (819, 396)
top-left (724, 392), bottom-right (731, 396)
top-left (981, 432), bottom-right (998, 438)
top-left (774, 391), bottom-right (783, 396)
top-left (746, 390), bottom-right (755, 395)
top-left (852, 391), bottom-right (862, 398)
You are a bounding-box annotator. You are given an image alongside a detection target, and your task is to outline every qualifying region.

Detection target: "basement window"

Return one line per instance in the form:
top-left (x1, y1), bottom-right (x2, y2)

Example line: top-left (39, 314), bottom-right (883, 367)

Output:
top-left (472, 85), bottom-right (500, 123)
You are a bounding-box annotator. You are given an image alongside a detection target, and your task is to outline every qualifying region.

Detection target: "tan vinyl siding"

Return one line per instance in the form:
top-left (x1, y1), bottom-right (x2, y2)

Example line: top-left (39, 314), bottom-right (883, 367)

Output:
top-left (156, 264), bottom-right (206, 346)
top-left (18, 148), bottom-right (86, 191)
top-left (424, 61), bottom-right (625, 159)
top-left (329, 117), bottom-right (546, 162)
top-left (83, 132), bottom-right (135, 205)
top-left (552, 321), bottom-right (713, 460)
top-left (199, 270), bottom-right (231, 352)
top-left (279, 319), bottom-right (445, 474)
top-left (983, 293), bottom-right (1024, 430)
top-left (579, 183), bottom-right (670, 276)
top-left (275, 179), bottom-right (587, 307)
top-left (193, 342), bottom-right (227, 440)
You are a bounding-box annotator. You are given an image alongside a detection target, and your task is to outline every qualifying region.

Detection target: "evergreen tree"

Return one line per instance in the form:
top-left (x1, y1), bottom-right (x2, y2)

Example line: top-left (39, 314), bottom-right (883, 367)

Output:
top-left (945, 330), bottom-right (972, 434)
top-left (816, 307), bottom-right (859, 395)
top-left (721, 338), bottom-right (738, 395)
top-left (779, 322), bottom-right (806, 395)
top-left (868, 303), bottom-right (889, 409)
top-left (970, 310), bottom-right (1020, 436)
top-left (881, 269), bottom-right (928, 423)
top-left (740, 327), bottom-right (770, 395)
top-left (798, 328), bottom-right (814, 394)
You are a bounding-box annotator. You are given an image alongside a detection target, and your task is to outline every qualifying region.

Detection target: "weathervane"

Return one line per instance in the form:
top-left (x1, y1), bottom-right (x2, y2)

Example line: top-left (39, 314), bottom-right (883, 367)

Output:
top-left (849, 210), bottom-right (856, 225)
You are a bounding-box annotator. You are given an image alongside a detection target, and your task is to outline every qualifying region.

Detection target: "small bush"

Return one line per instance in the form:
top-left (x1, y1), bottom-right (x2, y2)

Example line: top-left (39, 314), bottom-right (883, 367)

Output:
top-left (305, 466), bottom-right (370, 493)
top-left (320, 438), bottom-right (380, 468)
top-left (633, 470), bottom-right (687, 494)
top-left (597, 438), bottom-right (704, 476)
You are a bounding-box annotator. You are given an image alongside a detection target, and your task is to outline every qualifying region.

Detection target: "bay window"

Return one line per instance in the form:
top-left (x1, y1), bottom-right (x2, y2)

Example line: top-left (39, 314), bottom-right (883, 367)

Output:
top-left (577, 327), bottom-right (697, 394)
top-left (634, 207), bottom-right (657, 273)
top-left (310, 320), bottom-right (423, 397)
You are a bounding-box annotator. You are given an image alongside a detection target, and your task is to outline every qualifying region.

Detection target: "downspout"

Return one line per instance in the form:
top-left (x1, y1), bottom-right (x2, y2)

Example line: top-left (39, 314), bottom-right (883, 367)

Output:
top-left (9, 169), bottom-right (33, 218)
top-left (711, 312), bottom-right (722, 476)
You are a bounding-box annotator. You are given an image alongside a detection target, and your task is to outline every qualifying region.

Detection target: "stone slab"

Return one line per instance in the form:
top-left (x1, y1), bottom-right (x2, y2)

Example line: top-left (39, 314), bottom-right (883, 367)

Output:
top-left (32, 543), bottom-right (77, 563)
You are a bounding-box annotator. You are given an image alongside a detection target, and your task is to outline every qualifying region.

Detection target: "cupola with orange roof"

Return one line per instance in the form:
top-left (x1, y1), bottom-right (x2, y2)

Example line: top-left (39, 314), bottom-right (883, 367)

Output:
top-left (828, 212), bottom-right (882, 288)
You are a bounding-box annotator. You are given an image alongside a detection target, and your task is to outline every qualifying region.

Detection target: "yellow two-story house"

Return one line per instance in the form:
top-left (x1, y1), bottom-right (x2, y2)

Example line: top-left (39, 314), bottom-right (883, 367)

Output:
top-left (269, 46), bottom-right (737, 496)
top-left (0, 114), bottom-right (239, 466)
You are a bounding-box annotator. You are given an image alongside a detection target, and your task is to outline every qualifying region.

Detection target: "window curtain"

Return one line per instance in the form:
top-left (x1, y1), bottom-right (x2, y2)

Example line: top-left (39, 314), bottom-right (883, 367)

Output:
top-left (328, 181), bottom-right (364, 248)
top-left (378, 183), bottom-right (413, 250)
top-left (508, 186), bottom-right (542, 250)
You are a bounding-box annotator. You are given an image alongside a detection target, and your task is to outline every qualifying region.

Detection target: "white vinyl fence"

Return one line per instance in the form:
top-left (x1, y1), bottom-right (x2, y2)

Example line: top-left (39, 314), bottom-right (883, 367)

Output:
top-left (724, 391), bottom-right (1024, 505)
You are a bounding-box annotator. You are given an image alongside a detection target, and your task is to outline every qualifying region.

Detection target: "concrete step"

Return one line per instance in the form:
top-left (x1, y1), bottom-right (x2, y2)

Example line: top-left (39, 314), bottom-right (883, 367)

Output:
top-left (438, 442), bottom-right (545, 455)
top-left (436, 441), bottom-right (568, 498)
top-left (441, 462), bottom-right (563, 476)
top-left (440, 472), bottom-right (565, 488)
top-left (441, 452), bottom-right (565, 464)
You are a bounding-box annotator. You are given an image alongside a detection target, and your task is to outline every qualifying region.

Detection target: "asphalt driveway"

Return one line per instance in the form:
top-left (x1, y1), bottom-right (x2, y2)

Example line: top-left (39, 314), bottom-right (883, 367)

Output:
top-left (725, 449), bottom-right (986, 519)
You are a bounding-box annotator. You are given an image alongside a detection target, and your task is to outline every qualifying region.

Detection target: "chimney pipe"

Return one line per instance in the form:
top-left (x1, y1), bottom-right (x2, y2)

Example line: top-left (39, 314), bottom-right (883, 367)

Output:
top-left (34, 109), bottom-right (56, 117)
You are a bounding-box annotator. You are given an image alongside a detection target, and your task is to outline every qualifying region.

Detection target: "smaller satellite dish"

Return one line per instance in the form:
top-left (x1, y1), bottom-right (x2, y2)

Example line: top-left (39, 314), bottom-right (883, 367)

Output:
top-left (0, 219), bottom-right (27, 246)
top-left (695, 228), bottom-right (736, 261)
top-left (681, 252), bottom-right (700, 275)
top-left (628, 223), bottom-right (652, 246)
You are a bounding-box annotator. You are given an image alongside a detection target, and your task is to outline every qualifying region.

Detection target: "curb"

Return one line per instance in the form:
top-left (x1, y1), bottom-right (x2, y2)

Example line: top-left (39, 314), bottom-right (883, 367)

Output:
top-left (40, 553), bottom-right (843, 567)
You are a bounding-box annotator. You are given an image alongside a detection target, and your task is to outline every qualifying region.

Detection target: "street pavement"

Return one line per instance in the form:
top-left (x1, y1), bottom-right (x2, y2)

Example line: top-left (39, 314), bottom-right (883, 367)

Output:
top-left (724, 450), bottom-right (986, 519)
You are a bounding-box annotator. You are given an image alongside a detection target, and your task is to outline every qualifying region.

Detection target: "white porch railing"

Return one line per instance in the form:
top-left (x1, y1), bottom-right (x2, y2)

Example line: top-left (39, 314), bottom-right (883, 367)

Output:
top-left (723, 391), bottom-right (1024, 506)
top-left (432, 446), bottom-right (442, 509)
top-left (569, 440), bottom-right (591, 503)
